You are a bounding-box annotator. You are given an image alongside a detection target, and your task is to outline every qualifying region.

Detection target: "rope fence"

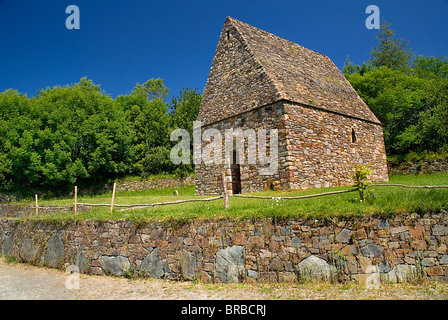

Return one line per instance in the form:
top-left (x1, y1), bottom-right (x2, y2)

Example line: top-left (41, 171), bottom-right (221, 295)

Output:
top-left (30, 179), bottom-right (447, 215)
top-left (76, 195), bottom-right (224, 209)
top-left (367, 184), bottom-right (448, 189)
top-left (232, 188), bottom-right (359, 199)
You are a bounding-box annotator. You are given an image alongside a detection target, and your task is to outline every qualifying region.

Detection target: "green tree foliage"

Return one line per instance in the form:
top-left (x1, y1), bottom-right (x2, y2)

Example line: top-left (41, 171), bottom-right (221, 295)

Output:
top-left (168, 88), bottom-right (203, 178)
top-left (342, 56), bottom-right (360, 75)
top-left (0, 78), bottom-right (132, 192)
top-left (397, 77), bottom-right (448, 153)
top-left (351, 164), bottom-right (374, 201)
top-left (346, 67), bottom-right (429, 152)
top-left (169, 88), bottom-right (202, 132)
top-left (0, 77), bottom-right (202, 194)
top-left (412, 56), bottom-right (448, 79)
top-left (344, 21), bottom-right (448, 155)
top-left (369, 19), bottom-right (413, 71)
top-left (117, 78), bottom-right (172, 177)
top-left (0, 89), bottom-right (33, 190)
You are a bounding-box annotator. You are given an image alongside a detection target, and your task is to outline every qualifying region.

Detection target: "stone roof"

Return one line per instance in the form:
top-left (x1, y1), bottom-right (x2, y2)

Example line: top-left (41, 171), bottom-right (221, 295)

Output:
top-left (198, 17), bottom-right (381, 125)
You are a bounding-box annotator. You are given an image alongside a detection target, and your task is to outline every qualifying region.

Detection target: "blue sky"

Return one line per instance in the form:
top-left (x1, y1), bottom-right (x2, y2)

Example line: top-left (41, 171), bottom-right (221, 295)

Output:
top-left (1, 0), bottom-right (447, 102)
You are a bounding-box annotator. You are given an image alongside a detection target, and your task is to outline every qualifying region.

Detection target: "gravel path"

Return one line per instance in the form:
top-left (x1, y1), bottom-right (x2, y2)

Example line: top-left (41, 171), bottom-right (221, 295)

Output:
top-left (1, 258), bottom-right (447, 300)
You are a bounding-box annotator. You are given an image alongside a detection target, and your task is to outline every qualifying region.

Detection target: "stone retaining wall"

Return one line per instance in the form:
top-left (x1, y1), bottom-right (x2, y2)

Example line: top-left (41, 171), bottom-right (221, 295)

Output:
top-left (1, 213), bottom-right (447, 284)
top-left (0, 204), bottom-right (79, 218)
top-left (387, 157), bottom-right (448, 175)
top-left (0, 176), bottom-right (194, 204)
top-left (112, 176), bottom-right (194, 192)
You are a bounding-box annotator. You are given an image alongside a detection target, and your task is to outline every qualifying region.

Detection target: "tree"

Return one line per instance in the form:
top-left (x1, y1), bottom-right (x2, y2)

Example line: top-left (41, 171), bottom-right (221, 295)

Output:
top-left (117, 79), bottom-right (171, 176)
top-left (0, 89), bottom-right (39, 190)
top-left (132, 78), bottom-right (168, 102)
top-left (0, 78), bottom-right (132, 194)
top-left (369, 20), bottom-right (413, 71)
top-left (342, 58), bottom-right (373, 77)
top-left (342, 19), bottom-right (448, 154)
top-left (169, 88), bottom-right (202, 133)
top-left (413, 55), bottom-right (448, 79)
top-left (168, 88), bottom-right (202, 175)
top-left (346, 67), bottom-right (429, 154)
top-left (342, 56), bottom-right (360, 75)
top-left (396, 77), bottom-right (448, 153)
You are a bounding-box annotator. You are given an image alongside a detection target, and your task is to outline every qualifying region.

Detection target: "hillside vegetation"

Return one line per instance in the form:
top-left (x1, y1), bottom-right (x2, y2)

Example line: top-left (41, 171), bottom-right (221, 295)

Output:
top-left (1, 20), bottom-right (447, 197)
top-left (15, 173), bottom-right (448, 223)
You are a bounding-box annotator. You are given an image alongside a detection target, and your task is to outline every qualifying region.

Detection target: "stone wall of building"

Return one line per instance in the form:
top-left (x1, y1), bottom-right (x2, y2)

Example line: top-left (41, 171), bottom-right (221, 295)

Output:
top-left (197, 18), bottom-right (280, 126)
top-left (195, 101), bottom-right (389, 195)
top-left (196, 18), bottom-right (389, 195)
top-left (77, 176), bottom-right (194, 195)
top-left (1, 213), bottom-right (447, 284)
top-left (195, 101), bottom-right (289, 195)
top-left (283, 102), bottom-right (389, 189)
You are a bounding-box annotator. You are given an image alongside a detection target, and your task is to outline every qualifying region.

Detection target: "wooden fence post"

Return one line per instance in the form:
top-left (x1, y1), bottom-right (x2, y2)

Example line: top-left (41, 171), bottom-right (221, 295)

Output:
top-left (35, 194), bottom-right (38, 215)
top-left (74, 186), bottom-right (78, 214)
top-left (110, 182), bottom-right (116, 214)
top-left (222, 172), bottom-right (229, 209)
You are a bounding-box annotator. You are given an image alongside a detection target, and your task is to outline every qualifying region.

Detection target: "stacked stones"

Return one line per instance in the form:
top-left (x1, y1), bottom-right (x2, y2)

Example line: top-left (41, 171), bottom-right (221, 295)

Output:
top-left (0, 204), bottom-right (81, 218)
top-left (388, 157), bottom-right (448, 175)
top-left (196, 17), bottom-right (388, 195)
top-left (114, 176), bottom-right (194, 192)
top-left (1, 212), bottom-right (447, 284)
top-left (82, 176), bottom-right (194, 195)
top-left (0, 176), bottom-right (194, 205)
top-left (283, 103), bottom-right (388, 190)
top-left (195, 102), bottom-right (288, 195)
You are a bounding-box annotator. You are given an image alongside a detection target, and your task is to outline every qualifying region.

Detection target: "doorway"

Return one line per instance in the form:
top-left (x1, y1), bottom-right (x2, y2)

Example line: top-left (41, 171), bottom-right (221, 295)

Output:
top-left (231, 150), bottom-right (242, 194)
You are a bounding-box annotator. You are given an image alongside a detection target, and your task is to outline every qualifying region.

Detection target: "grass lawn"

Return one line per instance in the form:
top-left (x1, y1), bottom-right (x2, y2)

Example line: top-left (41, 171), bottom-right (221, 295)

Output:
top-left (13, 172), bottom-right (448, 223)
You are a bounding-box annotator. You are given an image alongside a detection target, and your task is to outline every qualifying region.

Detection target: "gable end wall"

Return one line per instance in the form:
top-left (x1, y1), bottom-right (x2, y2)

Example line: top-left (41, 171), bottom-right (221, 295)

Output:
top-left (195, 101), bottom-right (289, 195)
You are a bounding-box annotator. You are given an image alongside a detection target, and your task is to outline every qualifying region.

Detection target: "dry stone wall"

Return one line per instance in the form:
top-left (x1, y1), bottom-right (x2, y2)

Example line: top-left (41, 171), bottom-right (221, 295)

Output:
top-left (197, 17), bottom-right (280, 126)
top-left (78, 176), bottom-right (194, 195)
top-left (114, 176), bottom-right (194, 192)
top-left (0, 204), bottom-right (80, 218)
top-left (195, 101), bottom-right (288, 195)
top-left (195, 101), bottom-right (389, 195)
top-left (0, 176), bottom-right (194, 204)
top-left (283, 102), bottom-right (389, 189)
top-left (388, 157), bottom-right (448, 175)
top-left (1, 212), bottom-right (447, 284)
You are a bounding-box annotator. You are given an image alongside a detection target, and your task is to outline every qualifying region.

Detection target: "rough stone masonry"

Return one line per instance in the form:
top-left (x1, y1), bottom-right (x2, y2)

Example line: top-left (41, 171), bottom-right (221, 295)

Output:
top-left (195, 17), bottom-right (388, 195)
top-left (1, 212), bottom-right (447, 284)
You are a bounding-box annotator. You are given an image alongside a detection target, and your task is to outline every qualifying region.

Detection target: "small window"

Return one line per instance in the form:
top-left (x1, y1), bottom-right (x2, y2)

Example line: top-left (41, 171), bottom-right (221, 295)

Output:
top-left (227, 31), bottom-right (230, 40)
top-left (351, 129), bottom-right (357, 143)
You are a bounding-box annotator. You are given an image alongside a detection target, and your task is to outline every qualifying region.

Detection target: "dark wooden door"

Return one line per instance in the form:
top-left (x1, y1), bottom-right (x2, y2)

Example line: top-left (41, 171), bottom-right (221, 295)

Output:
top-left (231, 150), bottom-right (242, 194)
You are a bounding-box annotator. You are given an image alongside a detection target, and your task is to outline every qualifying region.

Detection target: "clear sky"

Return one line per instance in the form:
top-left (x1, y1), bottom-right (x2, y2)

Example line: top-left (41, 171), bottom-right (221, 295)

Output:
top-left (1, 0), bottom-right (447, 101)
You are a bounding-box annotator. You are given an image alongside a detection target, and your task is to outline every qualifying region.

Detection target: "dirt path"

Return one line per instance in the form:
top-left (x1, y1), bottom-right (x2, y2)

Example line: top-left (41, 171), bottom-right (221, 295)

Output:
top-left (1, 258), bottom-right (447, 300)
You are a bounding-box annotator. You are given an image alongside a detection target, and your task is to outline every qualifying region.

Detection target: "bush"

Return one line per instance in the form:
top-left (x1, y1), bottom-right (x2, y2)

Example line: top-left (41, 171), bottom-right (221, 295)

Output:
top-left (351, 164), bottom-right (374, 201)
top-left (139, 146), bottom-right (175, 177)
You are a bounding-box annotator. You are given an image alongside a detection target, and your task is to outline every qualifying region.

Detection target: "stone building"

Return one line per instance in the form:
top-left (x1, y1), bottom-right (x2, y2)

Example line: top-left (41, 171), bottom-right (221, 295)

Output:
top-left (195, 17), bottom-right (388, 195)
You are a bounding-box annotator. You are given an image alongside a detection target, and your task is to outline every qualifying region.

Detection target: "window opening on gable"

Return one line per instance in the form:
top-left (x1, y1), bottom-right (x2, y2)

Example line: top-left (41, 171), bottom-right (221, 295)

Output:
top-left (227, 31), bottom-right (230, 40)
top-left (351, 129), bottom-right (357, 143)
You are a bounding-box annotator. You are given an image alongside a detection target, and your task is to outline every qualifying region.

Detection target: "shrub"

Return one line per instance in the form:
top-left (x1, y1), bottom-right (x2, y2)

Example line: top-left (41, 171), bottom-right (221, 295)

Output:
top-left (351, 164), bottom-right (374, 201)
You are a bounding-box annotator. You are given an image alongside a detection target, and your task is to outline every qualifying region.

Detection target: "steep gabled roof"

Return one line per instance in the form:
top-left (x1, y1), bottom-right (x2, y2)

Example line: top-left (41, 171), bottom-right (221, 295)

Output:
top-left (198, 17), bottom-right (381, 125)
